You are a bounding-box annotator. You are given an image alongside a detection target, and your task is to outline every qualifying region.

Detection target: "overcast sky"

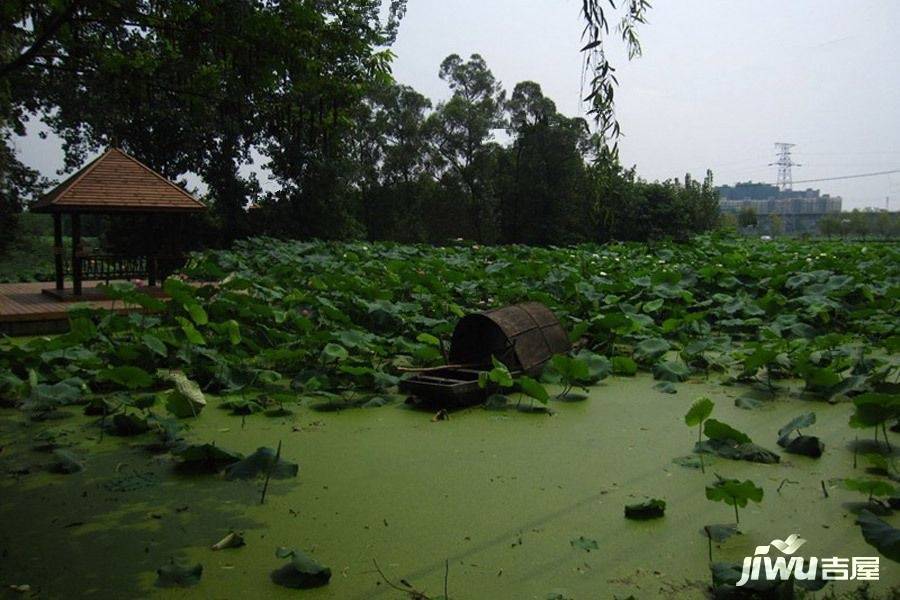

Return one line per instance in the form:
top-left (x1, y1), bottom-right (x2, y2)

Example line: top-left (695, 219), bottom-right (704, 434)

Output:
top-left (14, 0), bottom-right (900, 210)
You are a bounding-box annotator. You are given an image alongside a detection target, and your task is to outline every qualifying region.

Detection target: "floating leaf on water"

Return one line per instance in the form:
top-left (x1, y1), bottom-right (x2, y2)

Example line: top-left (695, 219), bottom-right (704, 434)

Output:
top-left (174, 443), bottom-right (243, 473)
top-left (107, 413), bottom-right (150, 436)
top-left (779, 435), bottom-right (824, 458)
top-left (703, 419), bottom-right (752, 445)
top-left (49, 449), bottom-right (83, 474)
top-left (570, 536), bottom-right (598, 552)
top-left (702, 523), bottom-right (738, 543)
top-left (654, 381), bottom-right (677, 394)
top-left (856, 509), bottom-right (900, 562)
top-left (271, 547), bottom-right (331, 589)
top-left (698, 439), bottom-right (780, 464)
top-left (224, 447), bottom-right (298, 481)
top-left (624, 498), bottom-right (666, 520)
top-left (156, 561), bottom-right (203, 588)
top-left (777, 412), bottom-right (816, 439)
top-left (734, 396), bottom-right (763, 410)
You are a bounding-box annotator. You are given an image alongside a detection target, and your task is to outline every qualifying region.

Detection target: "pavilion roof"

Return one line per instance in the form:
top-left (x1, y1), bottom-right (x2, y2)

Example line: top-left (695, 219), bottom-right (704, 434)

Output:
top-left (31, 148), bottom-right (206, 213)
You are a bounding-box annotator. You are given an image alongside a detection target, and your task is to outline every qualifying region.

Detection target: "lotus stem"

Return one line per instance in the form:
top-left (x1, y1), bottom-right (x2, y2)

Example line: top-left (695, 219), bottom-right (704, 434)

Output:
top-left (260, 440), bottom-right (281, 505)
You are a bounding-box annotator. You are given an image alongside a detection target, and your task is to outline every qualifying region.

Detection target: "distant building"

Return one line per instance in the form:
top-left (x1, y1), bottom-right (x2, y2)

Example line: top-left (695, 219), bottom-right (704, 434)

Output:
top-left (716, 181), bottom-right (842, 234)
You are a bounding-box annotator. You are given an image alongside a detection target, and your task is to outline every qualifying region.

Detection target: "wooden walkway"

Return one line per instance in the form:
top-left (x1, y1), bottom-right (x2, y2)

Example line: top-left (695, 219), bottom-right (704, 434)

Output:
top-left (0, 281), bottom-right (167, 335)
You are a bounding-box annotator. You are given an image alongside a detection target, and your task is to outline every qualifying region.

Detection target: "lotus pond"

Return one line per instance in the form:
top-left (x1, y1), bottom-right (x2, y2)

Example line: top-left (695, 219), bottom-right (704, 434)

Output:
top-left (0, 235), bottom-right (898, 598)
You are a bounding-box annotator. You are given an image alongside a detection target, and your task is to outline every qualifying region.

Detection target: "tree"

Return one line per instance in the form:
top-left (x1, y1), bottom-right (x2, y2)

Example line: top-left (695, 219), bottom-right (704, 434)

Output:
top-left (354, 82), bottom-right (434, 241)
top-left (848, 209), bottom-right (870, 240)
top-left (579, 0), bottom-right (651, 149)
top-left (769, 213), bottom-right (784, 236)
top-left (875, 211), bottom-right (894, 239)
top-left (1, 1), bottom-right (407, 243)
top-left (499, 81), bottom-right (592, 244)
top-left (737, 207), bottom-right (757, 230)
top-left (819, 214), bottom-right (840, 238)
top-left (427, 54), bottom-right (506, 242)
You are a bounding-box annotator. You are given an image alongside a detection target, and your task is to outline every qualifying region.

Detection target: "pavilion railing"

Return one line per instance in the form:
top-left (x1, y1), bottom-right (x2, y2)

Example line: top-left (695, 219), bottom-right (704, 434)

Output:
top-left (64, 254), bottom-right (159, 285)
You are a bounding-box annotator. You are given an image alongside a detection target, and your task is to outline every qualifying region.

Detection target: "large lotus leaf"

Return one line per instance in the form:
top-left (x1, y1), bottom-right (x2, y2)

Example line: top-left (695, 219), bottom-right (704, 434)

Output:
top-left (573, 349), bottom-right (611, 382)
top-left (849, 393), bottom-right (900, 428)
top-left (271, 547), bottom-right (331, 588)
top-left (684, 397), bottom-right (714, 426)
top-left (28, 378), bottom-right (84, 408)
top-left (741, 347), bottom-right (778, 374)
top-left (634, 338), bottom-right (670, 363)
top-left (652, 360), bottom-right (691, 382)
top-left (779, 435), bottom-right (824, 458)
top-left (698, 439), bottom-right (780, 464)
top-left (224, 447), bottom-right (299, 480)
top-left (550, 355), bottom-right (590, 382)
top-left (843, 478), bottom-right (897, 498)
top-left (856, 509), bottom-right (900, 562)
top-left (163, 372), bottom-right (206, 418)
top-left (705, 478), bottom-right (764, 508)
top-left (156, 561), bottom-right (203, 588)
top-left (108, 413), bottom-right (151, 436)
top-left (611, 356), bottom-right (637, 376)
top-left (174, 444), bottom-right (243, 472)
top-left (97, 366), bottom-right (154, 390)
top-left (704, 419), bottom-right (752, 445)
top-left (517, 376), bottom-right (549, 404)
top-left (777, 412), bottom-right (816, 439)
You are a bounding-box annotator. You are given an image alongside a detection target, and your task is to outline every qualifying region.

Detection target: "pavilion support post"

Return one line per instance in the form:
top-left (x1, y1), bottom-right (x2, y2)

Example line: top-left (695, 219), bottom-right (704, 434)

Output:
top-left (71, 212), bottom-right (82, 296)
top-left (53, 213), bottom-right (64, 290)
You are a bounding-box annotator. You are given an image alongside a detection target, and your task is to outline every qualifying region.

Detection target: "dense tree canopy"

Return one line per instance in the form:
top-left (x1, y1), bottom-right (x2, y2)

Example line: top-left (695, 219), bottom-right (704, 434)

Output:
top-left (1, 1), bottom-right (718, 250)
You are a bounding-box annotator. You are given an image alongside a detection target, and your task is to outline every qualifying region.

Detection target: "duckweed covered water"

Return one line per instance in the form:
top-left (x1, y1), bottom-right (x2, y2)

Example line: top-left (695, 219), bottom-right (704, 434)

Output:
top-left (1, 375), bottom-right (897, 598)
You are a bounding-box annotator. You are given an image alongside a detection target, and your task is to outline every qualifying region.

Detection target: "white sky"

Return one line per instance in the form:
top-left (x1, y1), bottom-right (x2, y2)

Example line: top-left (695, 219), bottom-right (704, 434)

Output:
top-left (13, 0), bottom-right (900, 210)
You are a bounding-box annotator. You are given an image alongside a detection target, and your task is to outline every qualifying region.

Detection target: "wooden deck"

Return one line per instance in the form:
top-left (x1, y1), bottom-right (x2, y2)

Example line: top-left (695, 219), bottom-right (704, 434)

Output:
top-left (0, 280), bottom-right (166, 335)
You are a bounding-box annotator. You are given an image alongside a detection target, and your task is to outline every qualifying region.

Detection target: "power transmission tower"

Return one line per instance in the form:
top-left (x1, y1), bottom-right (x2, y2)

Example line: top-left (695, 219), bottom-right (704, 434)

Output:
top-left (769, 142), bottom-right (801, 191)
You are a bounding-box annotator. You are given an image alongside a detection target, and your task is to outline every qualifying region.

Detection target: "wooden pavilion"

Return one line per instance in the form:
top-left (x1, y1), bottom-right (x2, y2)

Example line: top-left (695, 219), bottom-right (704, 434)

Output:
top-left (31, 148), bottom-right (206, 298)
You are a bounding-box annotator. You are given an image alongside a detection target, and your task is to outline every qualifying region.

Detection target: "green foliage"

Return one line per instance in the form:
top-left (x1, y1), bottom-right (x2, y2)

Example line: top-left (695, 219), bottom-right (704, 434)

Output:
top-left (685, 397), bottom-right (714, 427)
top-left (685, 397), bottom-right (714, 472)
top-left (703, 419), bottom-right (752, 445)
top-left (0, 235), bottom-right (897, 421)
top-left (843, 478), bottom-right (897, 502)
top-left (705, 476), bottom-right (764, 524)
top-left (856, 510), bottom-right (900, 562)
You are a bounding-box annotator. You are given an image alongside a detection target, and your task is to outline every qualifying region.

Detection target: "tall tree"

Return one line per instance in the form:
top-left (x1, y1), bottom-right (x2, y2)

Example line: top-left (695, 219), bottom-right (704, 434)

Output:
top-left (1, 0), bottom-right (406, 242)
top-left (501, 81), bottom-right (592, 244)
top-left (428, 54), bottom-right (505, 242)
